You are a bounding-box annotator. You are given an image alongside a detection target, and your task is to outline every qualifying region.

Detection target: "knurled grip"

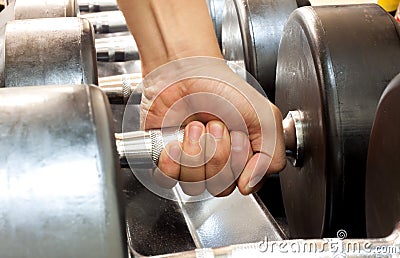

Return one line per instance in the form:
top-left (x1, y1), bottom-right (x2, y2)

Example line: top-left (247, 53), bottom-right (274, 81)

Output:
top-left (149, 129), bottom-right (184, 164)
top-left (116, 128), bottom-right (184, 168)
top-left (121, 75), bottom-right (132, 104)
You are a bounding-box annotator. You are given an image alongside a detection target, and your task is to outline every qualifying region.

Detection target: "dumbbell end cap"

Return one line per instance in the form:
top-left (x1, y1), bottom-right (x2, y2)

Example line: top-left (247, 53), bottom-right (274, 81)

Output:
top-left (283, 110), bottom-right (304, 167)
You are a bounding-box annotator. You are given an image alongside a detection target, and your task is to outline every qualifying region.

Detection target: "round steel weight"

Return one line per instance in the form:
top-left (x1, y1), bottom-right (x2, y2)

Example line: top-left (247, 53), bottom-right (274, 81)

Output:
top-left (0, 85), bottom-right (126, 258)
top-left (6, 0), bottom-right (78, 19)
top-left (276, 4), bottom-right (400, 238)
top-left (222, 0), bottom-right (298, 101)
top-left (207, 0), bottom-right (225, 48)
top-left (366, 73), bottom-right (400, 238)
top-left (3, 17), bottom-right (97, 87)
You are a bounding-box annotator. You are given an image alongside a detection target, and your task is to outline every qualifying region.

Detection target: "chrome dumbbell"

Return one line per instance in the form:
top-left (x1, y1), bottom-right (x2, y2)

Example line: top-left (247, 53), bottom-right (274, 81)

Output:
top-left (1, 17), bottom-right (141, 104)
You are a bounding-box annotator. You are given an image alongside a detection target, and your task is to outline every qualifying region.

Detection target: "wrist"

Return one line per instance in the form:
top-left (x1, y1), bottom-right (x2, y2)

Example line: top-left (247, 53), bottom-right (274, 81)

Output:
top-left (118, 0), bottom-right (222, 76)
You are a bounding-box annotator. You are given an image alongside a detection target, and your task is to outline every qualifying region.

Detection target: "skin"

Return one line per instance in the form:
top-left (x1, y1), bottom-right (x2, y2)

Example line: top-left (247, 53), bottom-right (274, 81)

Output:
top-left (117, 0), bottom-right (286, 196)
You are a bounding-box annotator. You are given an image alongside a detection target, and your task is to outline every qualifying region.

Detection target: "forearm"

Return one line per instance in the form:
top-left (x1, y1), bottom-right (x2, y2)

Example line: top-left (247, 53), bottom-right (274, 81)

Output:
top-left (117, 0), bottom-right (222, 75)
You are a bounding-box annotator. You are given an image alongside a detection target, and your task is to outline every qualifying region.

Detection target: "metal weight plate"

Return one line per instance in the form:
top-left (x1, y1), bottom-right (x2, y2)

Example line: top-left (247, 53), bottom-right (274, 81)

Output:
top-left (6, 0), bottom-right (78, 19)
top-left (221, 0), bottom-right (298, 101)
top-left (366, 73), bottom-right (400, 238)
top-left (0, 85), bottom-right (126, 258)
top-left (276, 4), bottom-right (400, 238)
top-left (206, 0), bottom-right (225, 48)
top-left (3, 17), bottom-right (97, 87)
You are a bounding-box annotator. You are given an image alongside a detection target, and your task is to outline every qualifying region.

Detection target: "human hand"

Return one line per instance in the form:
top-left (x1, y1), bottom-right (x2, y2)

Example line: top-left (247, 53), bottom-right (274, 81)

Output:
top-left (140, 57), bottom-right (286, 197)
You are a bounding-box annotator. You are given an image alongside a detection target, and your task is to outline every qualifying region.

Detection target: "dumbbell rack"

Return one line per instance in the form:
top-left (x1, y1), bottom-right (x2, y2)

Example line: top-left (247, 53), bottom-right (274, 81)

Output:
top-left (2, 0), bottom-right (400, 258)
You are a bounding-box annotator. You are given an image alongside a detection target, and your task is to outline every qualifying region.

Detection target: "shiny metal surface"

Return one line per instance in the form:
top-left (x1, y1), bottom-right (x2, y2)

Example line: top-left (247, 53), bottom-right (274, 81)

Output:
top-left (81, 10), bottom-right (128, 34)
top-left (123, 169), bottom-right (197, 256)
top-left (99, 73), bottom-right (142, 104)
top-left (3, 17), bottom-right (97, 87)
top-left (174, 188), bottom-right (285, 248)
top-left (2, 16), bottom-right (136, 102)
top-left (98, 60), bottom-right (142, 77)
top-left (221, 0), bottom-right (246, 80)
top-left (152, 223), bottom-right (400, 257)
top-left (99, 73), bottom-right (142, 87)
top-left (6, 0), bottom-right (77, 19)
top-left (79, 0), bottom-right (118, 12)
top-left (206, 0), bottom-right (225, 48)
top-left (366, 73), bottom-right (400, 238)
top-left (96, 35), bottom-right (139, 62)
top-left (0, 85), bottom-right (126, 258)
top-left (116, 128), bottom-right (184, 168)
top-left (283, 110), bottom-right (305, 167)
top-left (222, 0), bottom-right (298, 101)
top-left (276, 4), bottom-right (400, 238)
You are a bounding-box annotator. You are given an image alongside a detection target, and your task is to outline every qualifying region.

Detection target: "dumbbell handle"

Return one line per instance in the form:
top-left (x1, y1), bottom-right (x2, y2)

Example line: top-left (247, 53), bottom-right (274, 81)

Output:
top-left (95, 35), bottom-right (138, 62)
top-left (116, 128), bottom-right (184, 169)
top-left (78, 0), bottom-right (118, 13)
top-left (115, 111), bottom-right (304, 168)
top-left (81, 11), bottom-right (127, 34)
top-left (98, 73), bottom-right (142, 104)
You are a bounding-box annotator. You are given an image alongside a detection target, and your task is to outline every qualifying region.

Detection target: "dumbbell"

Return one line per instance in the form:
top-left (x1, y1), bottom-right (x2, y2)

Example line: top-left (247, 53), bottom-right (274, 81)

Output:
top-left (222, 0), bottom-right (311, 102)
top-left (1, 17), bottom-right (141, 104)
top-left (78, 0), bottom-right (118, 13)
top-left (3, 0), bottom-right (78, 19)
top-left (365, 73), bottom-right (400, 238)
top-left (2, 0), bottom-right (137, 63)
top-left (0, 85), bottom-right (128, 258)
top-left (4, 0), bottom-right (128, 34)
top-left (275, 4), bottom-right (400, 239)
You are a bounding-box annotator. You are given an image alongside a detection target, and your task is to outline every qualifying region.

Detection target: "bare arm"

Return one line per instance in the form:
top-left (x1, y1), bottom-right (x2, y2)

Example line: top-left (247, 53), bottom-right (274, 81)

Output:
top-left (117, 0), bottom-right (222, 75)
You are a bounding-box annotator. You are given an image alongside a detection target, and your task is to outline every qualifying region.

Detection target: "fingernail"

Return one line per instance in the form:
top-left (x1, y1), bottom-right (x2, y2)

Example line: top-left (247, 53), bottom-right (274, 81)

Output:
top-left (248, 175), bottom-right (263, 188)
top-left (209, 123), bottom-right (223, 139)
top-left (168, 142), bottom-right (181, 161)
top-left (231, 131), bottom-right (244, 151)
top-left (189, 124), bottom-right (202, 142)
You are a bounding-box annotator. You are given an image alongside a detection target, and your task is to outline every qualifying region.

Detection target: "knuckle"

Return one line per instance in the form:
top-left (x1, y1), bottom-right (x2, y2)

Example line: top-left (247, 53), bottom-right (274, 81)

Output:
top-left (269, 157), bottom-right (287, 173)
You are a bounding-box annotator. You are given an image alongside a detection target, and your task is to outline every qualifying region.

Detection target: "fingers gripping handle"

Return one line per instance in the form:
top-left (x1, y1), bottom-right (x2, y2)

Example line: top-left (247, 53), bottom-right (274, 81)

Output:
top-left (115, 111), bottom-right (304, 170)
top-left (115, 128), bottom-right (184, 169)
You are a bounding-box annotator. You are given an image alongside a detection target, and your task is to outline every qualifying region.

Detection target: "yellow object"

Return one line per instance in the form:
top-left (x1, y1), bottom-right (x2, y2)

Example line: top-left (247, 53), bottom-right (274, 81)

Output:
top-left (378, 0), bottom-right (400, 12)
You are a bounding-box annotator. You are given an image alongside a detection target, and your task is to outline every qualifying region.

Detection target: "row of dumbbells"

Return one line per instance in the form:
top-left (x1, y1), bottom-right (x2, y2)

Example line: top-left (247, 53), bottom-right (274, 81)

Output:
top-left (4, 0), bottom-right (139, 62)
top-left (0, 0), bottom-right (144, 104)
top-left (1, 0), bottom-right (400, 257)
top-left (220, 0), bottom-right (400, 241)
